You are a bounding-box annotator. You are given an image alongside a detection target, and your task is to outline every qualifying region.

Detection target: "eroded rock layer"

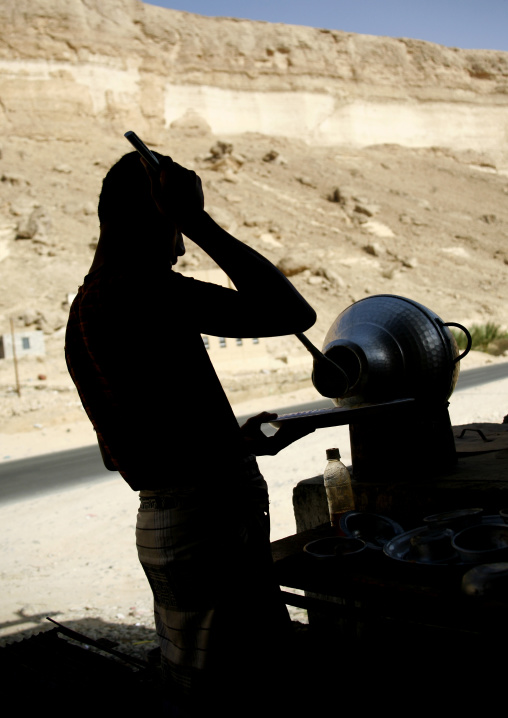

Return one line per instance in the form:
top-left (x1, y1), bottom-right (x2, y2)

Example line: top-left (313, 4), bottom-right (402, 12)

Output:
top-left (1, 0), bottom-right (508, 157)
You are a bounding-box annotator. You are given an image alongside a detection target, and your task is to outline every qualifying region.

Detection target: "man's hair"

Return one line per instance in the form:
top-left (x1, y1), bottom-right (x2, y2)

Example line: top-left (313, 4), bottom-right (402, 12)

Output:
top-left (97, 151), bottom-right (163, 228)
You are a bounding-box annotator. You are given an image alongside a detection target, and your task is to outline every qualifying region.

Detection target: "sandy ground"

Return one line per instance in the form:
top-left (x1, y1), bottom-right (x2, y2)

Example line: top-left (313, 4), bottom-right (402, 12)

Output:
top-left (1, 351), bottom-right (508, 649)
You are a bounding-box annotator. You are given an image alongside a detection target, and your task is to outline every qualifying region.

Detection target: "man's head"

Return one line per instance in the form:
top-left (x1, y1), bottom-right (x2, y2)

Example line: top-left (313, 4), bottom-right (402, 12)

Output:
top-left (97, 151), bottom-right (185, 266)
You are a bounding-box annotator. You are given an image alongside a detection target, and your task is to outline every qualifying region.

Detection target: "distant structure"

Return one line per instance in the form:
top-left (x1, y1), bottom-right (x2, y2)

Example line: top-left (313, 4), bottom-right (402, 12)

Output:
top-left (202, 334), bottom-right (267, 368)
top-left (182, 268), bottom-right (268, 368)
top-left (0, 330), bottom-right (46, 359)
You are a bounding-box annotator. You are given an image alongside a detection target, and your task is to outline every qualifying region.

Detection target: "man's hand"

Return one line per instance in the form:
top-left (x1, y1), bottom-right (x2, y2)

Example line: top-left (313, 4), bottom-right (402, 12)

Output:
top-left (141, 156), bottom-right (205, 236)
top-left (240, 411), bottom-right (315, 456)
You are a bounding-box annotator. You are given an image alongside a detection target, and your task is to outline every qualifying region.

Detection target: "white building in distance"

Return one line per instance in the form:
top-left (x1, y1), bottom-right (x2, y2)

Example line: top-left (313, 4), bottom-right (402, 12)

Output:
top-left (0, 330), bottom-right (46, 359)
top-left (182, 268), bottom-right (269, 368)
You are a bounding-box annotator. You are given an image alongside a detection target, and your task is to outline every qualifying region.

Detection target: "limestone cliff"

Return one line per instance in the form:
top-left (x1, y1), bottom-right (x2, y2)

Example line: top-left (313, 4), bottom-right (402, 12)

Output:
top-left (1, 0), bottom-right (508, 157)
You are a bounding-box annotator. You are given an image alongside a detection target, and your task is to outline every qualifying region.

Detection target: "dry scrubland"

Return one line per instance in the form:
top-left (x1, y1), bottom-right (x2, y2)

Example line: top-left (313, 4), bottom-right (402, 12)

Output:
top-left (1, 131), bottom-right (508, 442)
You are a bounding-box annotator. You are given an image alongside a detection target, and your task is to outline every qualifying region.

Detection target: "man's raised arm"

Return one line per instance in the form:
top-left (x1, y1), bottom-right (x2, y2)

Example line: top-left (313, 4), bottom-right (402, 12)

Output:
top-left (145, 156), bottom-right (317, 337)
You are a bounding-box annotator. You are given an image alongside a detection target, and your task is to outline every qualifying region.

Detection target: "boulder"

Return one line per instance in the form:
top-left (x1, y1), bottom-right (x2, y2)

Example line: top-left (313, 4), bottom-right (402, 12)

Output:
top-left (276, 255), bottom-right (309, 277)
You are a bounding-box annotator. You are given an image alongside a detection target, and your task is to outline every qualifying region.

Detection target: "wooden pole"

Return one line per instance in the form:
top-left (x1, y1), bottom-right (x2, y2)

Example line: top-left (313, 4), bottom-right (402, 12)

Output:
top-left (9, 317), bottom-right (21, 397)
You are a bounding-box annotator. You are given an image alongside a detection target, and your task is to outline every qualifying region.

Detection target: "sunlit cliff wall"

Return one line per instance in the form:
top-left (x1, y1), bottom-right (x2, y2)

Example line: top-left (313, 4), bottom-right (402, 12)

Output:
top-left (1, 0), bottom-right (508, 161)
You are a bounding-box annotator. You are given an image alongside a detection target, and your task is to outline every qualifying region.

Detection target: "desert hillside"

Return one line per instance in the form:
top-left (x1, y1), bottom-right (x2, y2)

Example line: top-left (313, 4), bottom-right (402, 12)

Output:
top-left (1, 0), bottom-right (507, 437)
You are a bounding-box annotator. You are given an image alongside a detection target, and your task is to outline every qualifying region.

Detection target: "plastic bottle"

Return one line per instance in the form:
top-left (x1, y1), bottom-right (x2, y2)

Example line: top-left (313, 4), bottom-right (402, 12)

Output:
top-left (323, 447), bottom-right (355, 534)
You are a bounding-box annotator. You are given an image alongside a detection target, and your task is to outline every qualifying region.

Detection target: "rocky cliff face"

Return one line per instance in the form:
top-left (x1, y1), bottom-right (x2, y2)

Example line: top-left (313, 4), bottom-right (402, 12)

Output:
top-left (2, 0), bottom-right (508, 159)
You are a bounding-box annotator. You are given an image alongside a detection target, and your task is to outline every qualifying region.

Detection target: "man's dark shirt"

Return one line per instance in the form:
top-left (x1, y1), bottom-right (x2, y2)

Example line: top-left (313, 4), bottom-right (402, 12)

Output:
top-left (65, 266), bottom-right (250, 490)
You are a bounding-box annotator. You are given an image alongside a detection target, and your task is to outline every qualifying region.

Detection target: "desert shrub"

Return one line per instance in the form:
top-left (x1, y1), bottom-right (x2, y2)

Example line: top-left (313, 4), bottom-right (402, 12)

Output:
top-left (451, 322), bottom-right (508, 352)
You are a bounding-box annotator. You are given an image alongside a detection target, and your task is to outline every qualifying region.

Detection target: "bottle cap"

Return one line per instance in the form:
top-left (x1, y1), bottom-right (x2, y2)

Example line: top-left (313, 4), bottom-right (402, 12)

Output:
top-left (326, 448), bottom-right (341, 460)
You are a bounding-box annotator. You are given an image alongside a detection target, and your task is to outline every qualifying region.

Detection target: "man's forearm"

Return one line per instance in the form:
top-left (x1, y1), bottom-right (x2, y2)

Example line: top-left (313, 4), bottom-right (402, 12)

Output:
top-left (185, 211), bottom-right (316, 330)
top-left (150, 157), bottom-right (316, 333)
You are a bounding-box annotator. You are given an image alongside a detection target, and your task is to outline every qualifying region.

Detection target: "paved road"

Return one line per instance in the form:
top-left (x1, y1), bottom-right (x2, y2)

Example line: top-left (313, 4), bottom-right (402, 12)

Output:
top-left (1, 361), bottom-right (507, 504)
top-left (454, 362), bottom-right (508, 391)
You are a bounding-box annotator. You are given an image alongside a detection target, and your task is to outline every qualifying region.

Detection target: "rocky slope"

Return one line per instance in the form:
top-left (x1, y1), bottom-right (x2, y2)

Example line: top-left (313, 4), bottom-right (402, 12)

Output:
top-left (0, 0), bottom-right (507, 435)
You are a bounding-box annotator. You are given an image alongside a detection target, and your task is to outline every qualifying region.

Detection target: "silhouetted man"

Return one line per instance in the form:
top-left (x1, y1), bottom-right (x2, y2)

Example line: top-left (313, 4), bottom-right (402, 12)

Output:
top-left (65, 150), bottom-right (316, 715)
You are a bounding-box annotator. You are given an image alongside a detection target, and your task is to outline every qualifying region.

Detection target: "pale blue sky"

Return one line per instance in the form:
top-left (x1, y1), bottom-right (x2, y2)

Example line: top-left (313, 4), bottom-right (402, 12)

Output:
top-left (144, 0), bottom-right (508, 52)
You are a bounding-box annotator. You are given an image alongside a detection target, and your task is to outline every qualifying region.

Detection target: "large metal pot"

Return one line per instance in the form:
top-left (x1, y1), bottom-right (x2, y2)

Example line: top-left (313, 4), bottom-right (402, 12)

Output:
top-left (312, 295), bottom-right (471, 405)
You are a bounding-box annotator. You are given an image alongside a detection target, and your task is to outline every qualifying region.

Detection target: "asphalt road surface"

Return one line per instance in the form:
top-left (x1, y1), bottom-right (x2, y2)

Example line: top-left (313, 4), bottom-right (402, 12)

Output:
top-left (1, 361), bottom-right (507, 504)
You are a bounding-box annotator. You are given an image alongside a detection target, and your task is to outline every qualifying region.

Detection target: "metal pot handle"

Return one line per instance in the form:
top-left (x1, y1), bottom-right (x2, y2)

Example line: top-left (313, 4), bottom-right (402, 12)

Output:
top-left (442, 322), bottom-right (472, 364)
